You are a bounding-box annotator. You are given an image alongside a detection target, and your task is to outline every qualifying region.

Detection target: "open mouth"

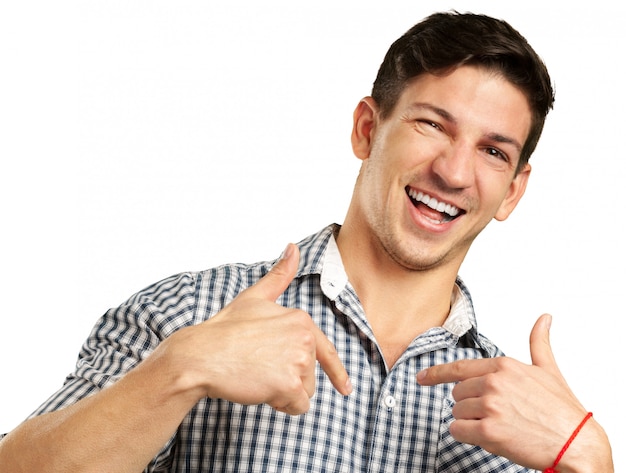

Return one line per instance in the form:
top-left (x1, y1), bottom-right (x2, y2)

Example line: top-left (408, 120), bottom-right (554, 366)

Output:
top-left (406, 187), bottom-right (464, 223)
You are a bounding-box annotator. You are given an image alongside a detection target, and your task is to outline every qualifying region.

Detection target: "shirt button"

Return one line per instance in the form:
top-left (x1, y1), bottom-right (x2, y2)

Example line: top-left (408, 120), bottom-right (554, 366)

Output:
top-left (383, 395), bottom-right (396, 408)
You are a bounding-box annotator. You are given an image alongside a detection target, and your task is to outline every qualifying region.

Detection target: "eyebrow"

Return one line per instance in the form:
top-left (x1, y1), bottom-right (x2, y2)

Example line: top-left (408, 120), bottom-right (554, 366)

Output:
top-left (409, 103), bottom-right (456, 123)
top-left (486, 132), bottom-right (522, 152)
top-left (408, 102), bottom-right (523, 152)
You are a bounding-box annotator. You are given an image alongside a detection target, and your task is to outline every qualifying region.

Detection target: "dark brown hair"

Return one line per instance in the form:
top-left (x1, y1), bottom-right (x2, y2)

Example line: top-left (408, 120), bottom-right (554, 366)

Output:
top-left (372, 11), bottom-right (555, 172)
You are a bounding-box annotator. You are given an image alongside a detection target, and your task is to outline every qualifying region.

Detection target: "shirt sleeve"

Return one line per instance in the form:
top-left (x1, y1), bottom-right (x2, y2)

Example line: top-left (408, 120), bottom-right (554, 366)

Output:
top-left (24, 271), bottom-right (201, 470)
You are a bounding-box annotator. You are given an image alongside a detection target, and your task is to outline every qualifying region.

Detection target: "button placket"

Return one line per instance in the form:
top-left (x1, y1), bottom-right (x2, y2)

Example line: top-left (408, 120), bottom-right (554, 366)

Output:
top-left (383, 394), bottom-right (397, 409)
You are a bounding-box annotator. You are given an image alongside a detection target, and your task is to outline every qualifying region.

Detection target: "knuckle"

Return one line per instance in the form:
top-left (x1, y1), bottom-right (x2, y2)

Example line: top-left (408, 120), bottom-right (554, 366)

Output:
top-left (476, 417), bottom-right (504, 446)
top-left (450, 382), bottom-right (463, 400)
top-left (321, 338), bottom-right (338, 357)
top-left (423, 367), bottom-right (443, 384)
top-left (283, 377), bottom-right (304, 396)
top-left (482, 372), bottom-right (500, 390)
top-left (291, 308), bottom-right (311, 322)
top-left (482, 393), bottom-right (509, 420)
top-left (474, 419), bottom-right (492, 441)
top-left (300, 330), bottom-right (316, 349)
top-left (481, 394), bottom-right (500, 415)
top-left (494, 356), bottom-right (514, 371)
top-left (274, 394), bottom-right (310, 416)
top-left (451, 401), bottom-right (462, 418)
top-left (292, 350), bottom-right (313, 369)
top-left (451, 360), bottom-right (469, 377)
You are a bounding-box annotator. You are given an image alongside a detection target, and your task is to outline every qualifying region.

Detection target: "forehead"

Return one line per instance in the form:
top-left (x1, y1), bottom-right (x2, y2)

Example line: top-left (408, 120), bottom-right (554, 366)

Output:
top-left (396, 66), bottom-right (532, 146)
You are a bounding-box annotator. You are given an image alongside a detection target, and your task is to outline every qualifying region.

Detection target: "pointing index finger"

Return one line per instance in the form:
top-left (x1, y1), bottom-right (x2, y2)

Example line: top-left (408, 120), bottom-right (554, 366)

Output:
top-left (312, 325), bottom-right (353, 396)
top-left (416, 358), bottom-right (500, 386)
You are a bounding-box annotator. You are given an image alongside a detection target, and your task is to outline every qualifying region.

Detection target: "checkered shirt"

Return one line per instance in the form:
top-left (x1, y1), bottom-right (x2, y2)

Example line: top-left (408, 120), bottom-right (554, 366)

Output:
top-left (26, 224), bottom-right (535, 472)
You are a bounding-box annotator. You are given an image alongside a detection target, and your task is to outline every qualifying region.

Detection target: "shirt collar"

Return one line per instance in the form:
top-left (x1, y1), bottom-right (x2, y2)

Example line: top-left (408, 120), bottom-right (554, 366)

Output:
top-left (300, 224), bottom-right (479, 339)
top-left (320, 228), bottom-right (349, 300)
top-left (444, 279), bottom-right (476, 337)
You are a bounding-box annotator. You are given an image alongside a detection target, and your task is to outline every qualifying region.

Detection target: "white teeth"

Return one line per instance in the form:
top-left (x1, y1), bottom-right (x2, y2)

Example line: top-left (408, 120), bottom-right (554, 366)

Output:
top-left (407, 189), bottom-right (460, 217)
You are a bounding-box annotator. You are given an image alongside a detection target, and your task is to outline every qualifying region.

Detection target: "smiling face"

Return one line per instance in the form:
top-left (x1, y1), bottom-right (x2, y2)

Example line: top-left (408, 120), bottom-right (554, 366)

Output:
top-left (347, 65), bottom-right (532, 273)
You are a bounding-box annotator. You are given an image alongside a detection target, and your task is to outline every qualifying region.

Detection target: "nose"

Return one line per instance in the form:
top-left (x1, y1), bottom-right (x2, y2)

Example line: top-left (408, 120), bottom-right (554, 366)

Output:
top-left (431, 141), bottom-right (475, 190)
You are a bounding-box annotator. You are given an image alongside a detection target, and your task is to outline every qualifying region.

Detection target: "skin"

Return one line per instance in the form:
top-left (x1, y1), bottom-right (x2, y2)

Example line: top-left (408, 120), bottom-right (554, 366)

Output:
top-left (0, 65), bottom-right (613, 472)
top-left (337, 66), bottom-right (531, 367)
top-left (417, 314), bottom-right (613, 472)
top-left (337, 65), bottom-right (613, 471)
top-left (0, 245), bottom-right (351, 473)
top-left (341, 67), bottom-right (531, 276)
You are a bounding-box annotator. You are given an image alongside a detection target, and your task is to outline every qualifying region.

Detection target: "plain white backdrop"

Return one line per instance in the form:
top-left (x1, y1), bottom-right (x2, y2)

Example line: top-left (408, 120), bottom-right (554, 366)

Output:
top-left (1, 1), bottom-right (623, 469)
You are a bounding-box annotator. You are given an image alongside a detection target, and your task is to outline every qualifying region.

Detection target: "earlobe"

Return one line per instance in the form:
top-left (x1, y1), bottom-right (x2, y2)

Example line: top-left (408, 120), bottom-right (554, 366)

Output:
top-left (351, 97), bottom-right (378, 161)
top-left (494, 164), bottom-right (531, 221)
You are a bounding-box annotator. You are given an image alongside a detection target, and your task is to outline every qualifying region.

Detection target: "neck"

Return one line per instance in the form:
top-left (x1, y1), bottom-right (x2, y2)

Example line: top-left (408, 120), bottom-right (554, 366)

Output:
top-left (335, 220), bottom-right (461, 343)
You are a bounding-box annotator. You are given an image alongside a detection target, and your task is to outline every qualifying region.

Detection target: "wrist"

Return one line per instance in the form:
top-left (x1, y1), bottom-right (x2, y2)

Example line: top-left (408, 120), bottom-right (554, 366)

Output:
top-left (139, 326), bottom-right (210, 408)
top-left (548, 417), bottom-right (614, 473)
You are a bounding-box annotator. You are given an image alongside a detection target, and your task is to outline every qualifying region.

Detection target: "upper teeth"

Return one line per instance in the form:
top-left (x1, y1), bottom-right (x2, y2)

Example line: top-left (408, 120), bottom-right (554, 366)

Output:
top-left (407, 189), bottom-right (460, 217)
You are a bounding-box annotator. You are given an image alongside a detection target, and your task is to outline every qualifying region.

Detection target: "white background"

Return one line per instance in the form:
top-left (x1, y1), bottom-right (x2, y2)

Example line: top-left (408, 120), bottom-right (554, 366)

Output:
top-left (1, 1), bottom-right (623, 469)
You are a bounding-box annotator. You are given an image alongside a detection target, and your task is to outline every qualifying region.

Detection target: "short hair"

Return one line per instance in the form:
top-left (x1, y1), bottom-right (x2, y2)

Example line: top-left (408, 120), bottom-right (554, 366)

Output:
top-left (372, 11), bottom-right (555, 172)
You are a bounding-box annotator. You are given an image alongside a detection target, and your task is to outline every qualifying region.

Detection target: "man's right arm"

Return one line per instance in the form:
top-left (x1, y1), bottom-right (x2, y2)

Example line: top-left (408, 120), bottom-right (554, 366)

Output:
top-left (0, 244), bottom-right (352, 473)
top-left (0, 345), bottom-right (205, 473)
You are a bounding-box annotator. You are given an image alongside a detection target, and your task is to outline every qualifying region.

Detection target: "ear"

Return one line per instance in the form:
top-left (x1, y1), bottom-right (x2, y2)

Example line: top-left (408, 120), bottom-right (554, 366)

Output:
top-left (494, 163), bottom-right (531, 221)
top-left (351, 97), bottom-right (378, 161)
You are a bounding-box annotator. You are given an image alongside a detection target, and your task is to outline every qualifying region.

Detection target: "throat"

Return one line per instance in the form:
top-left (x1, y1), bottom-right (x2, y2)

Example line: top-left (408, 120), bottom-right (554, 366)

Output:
top-left (378, 339), bottom-right (416, 368)
top-left (367, 305), bottom-right (450, 368)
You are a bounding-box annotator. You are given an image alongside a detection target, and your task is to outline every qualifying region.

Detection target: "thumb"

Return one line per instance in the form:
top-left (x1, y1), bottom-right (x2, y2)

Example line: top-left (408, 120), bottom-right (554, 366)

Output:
top-left (246, 243), bottom-right (300, 302)
top-left (529, 314), bottom-right (561, 375)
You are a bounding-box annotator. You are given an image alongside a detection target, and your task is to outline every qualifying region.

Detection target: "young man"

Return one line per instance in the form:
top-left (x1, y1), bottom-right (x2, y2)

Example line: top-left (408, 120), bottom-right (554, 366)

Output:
top-left (0, 11), bottom-right (613, 473)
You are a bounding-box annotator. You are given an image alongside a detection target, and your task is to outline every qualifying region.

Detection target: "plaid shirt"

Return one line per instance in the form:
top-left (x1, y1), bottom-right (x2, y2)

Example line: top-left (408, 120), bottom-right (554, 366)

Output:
top-left (27, 224), bottom-right (534, 472)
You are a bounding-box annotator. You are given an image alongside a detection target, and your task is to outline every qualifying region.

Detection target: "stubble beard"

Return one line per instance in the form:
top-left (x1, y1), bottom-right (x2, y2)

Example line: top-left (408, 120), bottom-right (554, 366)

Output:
top-left (374, 222), bottom-right (451, 273)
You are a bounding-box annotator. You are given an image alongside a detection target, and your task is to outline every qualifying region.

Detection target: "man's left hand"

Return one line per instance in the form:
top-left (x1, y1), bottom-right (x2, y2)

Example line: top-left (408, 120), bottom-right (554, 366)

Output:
top-left (416, 314), bottom-right (613, 472)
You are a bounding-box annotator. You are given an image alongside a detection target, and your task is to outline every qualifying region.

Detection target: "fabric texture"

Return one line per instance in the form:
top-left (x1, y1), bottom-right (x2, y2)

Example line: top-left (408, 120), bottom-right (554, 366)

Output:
top-left (26, 224), bottom-right (536, 472)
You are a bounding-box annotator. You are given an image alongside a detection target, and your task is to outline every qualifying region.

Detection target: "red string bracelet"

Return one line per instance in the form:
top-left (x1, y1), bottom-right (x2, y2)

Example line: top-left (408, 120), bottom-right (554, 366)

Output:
top-left (544, 412), bottom-right (593, 473)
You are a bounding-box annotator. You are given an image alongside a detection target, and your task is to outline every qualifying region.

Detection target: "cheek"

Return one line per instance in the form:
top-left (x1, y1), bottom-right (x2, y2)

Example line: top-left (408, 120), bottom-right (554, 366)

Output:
top-left (357, 160), bottom-right (401, 223)
top-left (475, 177), bottom-right (516, 218)
top-left (361, 132), bottom-right (424, 200)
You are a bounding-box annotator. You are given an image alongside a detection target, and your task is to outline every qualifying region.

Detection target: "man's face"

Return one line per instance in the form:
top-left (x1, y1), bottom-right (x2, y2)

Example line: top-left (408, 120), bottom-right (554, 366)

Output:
top-left (350, 65), bottom-right (532, 272)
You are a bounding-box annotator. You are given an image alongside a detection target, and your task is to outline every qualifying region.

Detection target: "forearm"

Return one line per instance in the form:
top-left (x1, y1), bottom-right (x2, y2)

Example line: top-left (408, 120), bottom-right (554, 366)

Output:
top-left (0, 248), bottom-right (351, 472)
top-left (0, 347), bottom-right (204, 473)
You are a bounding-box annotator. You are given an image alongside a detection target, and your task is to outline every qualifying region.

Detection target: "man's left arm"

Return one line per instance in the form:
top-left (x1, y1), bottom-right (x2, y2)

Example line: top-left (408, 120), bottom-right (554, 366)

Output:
top-left (417, 314), bottom-right (613, 473)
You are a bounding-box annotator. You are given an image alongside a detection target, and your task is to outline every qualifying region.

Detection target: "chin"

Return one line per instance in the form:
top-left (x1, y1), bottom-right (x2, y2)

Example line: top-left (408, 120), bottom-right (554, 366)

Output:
top-left (384, 240), bottom-right (448, 272)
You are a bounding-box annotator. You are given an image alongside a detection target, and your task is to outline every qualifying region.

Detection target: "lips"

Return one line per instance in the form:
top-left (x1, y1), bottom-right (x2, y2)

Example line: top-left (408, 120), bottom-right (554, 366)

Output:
top-left (405, 187), bottom-right (463, 223)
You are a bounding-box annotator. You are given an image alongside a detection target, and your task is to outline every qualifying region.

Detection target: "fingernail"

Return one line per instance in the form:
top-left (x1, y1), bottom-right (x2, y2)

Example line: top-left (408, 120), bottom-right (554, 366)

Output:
top-left (416, 369), bottom-right (427, 384)
top-left (545, 314), bottom-right (552, 331)
top-left (345, 377), bottom-right (353, 395)
top-left (281, 243), bottom-right (294, 261)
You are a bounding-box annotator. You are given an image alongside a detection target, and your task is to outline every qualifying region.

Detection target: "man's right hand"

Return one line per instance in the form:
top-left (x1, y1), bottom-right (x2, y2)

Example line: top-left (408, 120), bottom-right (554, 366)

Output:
top-left (0, 244), bottom-right (352, 473)
top-left (160, 243), bottom-right (352, 415)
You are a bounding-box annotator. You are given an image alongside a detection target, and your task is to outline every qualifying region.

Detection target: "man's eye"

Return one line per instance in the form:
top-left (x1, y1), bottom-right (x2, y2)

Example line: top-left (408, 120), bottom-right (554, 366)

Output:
top-left (485, 147), bottom-right (509, 162)
top-left (417, 120), bottom-right (441, 131)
